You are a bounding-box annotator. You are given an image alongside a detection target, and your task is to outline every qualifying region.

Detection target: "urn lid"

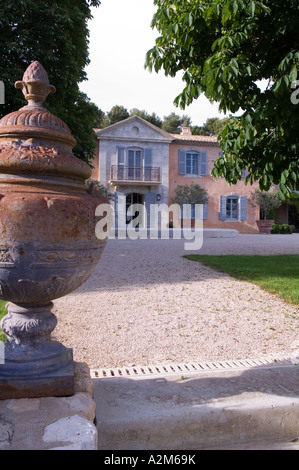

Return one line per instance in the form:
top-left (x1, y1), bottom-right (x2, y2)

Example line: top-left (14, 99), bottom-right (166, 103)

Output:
top-left (0, 61), bottom-right (91, 180)
top-left (0, 61), bottom-right (76, 149)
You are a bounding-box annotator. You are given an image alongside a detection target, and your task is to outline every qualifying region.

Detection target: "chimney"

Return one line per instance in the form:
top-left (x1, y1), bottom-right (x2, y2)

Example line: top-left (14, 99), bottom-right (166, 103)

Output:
top-left (181, 127), bottom-right (192, 136)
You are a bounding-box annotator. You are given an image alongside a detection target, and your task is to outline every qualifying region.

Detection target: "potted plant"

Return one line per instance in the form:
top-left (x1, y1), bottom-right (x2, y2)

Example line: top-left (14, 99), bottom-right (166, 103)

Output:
top-left (171, 184), bottom-right (208, 228)
top-left (249, 188), bottom-right (282, 234)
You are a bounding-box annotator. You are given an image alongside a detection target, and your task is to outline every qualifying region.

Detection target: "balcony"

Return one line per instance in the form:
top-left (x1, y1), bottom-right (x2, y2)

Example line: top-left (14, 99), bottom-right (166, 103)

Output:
top-left (110, 166), bottom-right (161, 185)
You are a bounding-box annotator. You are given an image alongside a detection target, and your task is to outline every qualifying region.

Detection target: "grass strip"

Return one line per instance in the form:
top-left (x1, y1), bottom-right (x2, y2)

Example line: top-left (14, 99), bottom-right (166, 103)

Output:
top-left (0, 300), bottom-right (6, 342)
top-left (184, 254), bottom-right (299, 305)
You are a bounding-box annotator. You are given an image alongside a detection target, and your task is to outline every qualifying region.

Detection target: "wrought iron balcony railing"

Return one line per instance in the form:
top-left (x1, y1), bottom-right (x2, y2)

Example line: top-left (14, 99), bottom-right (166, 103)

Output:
top-left (110, 166), bottom-right (161, 183)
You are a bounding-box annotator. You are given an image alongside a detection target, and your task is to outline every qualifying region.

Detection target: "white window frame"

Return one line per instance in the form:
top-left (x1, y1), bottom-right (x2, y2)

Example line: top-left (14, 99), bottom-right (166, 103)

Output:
top-left (220, 194), bottom-right (247, 222)
top-left (226, 195), bottom-right (239, 220)
top-left (186, 152), bottom-right (199, 175)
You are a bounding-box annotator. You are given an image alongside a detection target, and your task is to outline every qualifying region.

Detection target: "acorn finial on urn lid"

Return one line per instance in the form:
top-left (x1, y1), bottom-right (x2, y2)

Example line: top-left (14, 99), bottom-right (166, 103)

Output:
top-left (15, 61), bottom-right (56, 107)
top-left (0, 61), bottom-right (77, 150)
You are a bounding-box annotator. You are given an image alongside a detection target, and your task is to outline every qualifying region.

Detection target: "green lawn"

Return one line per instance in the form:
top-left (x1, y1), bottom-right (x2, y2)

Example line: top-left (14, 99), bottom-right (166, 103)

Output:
top-left (0, 300), bottom-right (7, 342)
top-left (184, 254), bottom-right (299, 305)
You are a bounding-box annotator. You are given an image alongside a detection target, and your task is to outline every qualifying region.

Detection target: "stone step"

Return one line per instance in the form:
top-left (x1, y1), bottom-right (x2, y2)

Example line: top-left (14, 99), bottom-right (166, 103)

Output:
top-left (93, 362), bottom-right (299, 450)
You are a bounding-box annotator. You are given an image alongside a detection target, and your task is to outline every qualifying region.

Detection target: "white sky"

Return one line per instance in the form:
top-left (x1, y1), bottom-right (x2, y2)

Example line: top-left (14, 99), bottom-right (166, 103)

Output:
top-left (79, 0), bottom-right (227, 126)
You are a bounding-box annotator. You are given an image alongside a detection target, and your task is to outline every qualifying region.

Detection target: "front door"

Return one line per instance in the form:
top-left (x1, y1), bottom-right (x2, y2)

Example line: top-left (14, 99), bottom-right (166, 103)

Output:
top-left (126, 193), bottom-right (143, 226)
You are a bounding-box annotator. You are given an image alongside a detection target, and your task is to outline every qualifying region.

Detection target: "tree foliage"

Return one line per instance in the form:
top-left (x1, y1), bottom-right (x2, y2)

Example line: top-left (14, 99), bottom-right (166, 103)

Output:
top-left (171, 183), bottom-right (208, 206)
top-left (96, 105), bottom-right (205, 133)
top-left (129, 108), bottom-right (163, 128)
top-left (145, 0), bottom-right (299, 199)
top-left (105, 105), bottom-right (130, 125)
top-left (0, 0), bottom-right (101, 164)
top-left (191, 117), bottom-right (227, 136)
top-left (249, 188), bottom-right (282, 220)
top-left (162, 112), bottom-right (191, 133)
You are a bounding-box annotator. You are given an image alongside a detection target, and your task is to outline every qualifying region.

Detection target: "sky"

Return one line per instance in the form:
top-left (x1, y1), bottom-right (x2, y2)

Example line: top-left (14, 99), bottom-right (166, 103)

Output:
top-left (79, 0), bottom-right (227, 127)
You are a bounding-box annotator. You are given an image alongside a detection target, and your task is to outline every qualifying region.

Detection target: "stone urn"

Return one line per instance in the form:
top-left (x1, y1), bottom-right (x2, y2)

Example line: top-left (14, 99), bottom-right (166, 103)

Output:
top-left (0, 61), bottom-right (107, 398)
top-left (256, 219), bottom-right (275, 234)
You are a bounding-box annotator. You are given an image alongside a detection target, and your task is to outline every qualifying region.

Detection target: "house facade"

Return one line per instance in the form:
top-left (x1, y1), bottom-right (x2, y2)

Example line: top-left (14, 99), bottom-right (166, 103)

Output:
top-left (92, 116), bottom-right (172, 231)
top-left (169, 127), bottom-right (260, 233)
top-left (92, 117), bottom-right (263, 234)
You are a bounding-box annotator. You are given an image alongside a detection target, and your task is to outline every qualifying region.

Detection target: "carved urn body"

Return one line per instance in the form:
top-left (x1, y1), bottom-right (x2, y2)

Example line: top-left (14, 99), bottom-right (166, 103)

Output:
top-left (0, 62), bottom-right (106, 398)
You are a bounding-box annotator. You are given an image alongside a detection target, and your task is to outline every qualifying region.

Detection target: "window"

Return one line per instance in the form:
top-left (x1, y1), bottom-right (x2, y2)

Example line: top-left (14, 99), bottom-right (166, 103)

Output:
top-left (178, 150), bottom-right (207, 176)
top-left (116, 147), bottom-right (153, 181)
top-left (220, 195), bottom-right (247, 221)
top-left (128, 149), bottom-right (142, 180)
top-left (186, 153), bottom-right (198, 175)
top-left (226, 196), bottom-right (239, 220)
top-left (117, 147), bottom-right (152, 169)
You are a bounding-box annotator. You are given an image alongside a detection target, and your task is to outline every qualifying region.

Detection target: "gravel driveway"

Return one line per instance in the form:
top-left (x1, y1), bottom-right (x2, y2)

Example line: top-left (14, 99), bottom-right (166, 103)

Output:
top-left (53, 234), bottom-right (299, 369)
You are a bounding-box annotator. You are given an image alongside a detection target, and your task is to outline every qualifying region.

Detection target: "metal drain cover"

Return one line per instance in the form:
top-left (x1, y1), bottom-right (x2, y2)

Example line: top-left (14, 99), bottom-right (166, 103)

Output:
top-left (91, 353), bottom-right (299, 379)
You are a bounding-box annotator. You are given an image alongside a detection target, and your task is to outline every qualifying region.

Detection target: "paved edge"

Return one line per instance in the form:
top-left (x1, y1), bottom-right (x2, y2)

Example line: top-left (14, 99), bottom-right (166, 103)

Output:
top-left (93, 361), bottom-right (299, 450)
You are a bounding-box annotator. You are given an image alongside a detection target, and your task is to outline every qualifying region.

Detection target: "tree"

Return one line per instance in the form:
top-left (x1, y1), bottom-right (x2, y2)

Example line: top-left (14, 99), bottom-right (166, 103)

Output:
top-left (249, 188), bottom-right (281, 220)
top-left (191, 117), bottom-right (227, 136)
top-left (129, 108), bottom-right (163, 128)
top-left (100, 106), bottom-right (194, 132)
top-left (171, 183), bottom-right (208, 206)
top-left (93, 108), bottom-right (107, 129)
top-left (162, 112), bottom-right (191, 133)
top-left (0, 0), bottom-right (101, 164)
top-left (105, 105), bottom-right (130, 125)
top-left (145, 0), bottom-right (299, 199)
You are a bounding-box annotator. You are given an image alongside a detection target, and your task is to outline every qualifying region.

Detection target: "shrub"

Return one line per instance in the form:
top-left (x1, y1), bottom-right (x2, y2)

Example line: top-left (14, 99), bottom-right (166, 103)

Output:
top-left (85, 179), bottom-right (110, 198)
top-left (271, 223), bottom-right (295, 234)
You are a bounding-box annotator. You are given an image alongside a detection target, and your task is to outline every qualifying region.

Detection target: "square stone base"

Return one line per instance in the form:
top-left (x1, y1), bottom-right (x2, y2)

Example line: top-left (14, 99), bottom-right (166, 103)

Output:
top-left (0, 352), bottom-right (74, 399)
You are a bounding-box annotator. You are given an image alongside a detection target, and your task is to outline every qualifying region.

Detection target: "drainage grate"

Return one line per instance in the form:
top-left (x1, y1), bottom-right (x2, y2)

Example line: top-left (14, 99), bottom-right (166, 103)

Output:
top-left (91, 353), bottom-right (298, 379)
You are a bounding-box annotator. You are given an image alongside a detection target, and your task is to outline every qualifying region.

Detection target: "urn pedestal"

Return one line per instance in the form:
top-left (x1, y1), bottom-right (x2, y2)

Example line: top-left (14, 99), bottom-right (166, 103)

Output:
top-left (0, 61), bottom-right (107, 398)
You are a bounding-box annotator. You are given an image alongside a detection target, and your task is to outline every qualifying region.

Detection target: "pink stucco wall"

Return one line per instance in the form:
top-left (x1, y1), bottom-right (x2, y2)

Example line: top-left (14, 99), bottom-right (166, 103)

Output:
top-left (169, 142), bottom-right (260, 233)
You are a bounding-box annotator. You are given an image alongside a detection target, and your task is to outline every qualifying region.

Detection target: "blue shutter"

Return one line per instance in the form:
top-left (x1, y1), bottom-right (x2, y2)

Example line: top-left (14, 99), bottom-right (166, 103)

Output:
top-left (200, 151), bottom-right (207, 175)
top-left (144, 192), bottom-right (156, 228)
top-left (219, 195), bottom-right (226, 220)
top-left (178, 150), bottom-right (186, 175)
top-left (144, 148), bottom-right (153, 181)
top-left (240, 196), bottom-right (247, 220)
top-left (203, 203), bottom-right (207, 220)
top-left (117, 146), bottom-right (125, 165)
top-left (144, 148), bottom-right (152, 166)
top-left (241, 168), bottom-right (247, 178)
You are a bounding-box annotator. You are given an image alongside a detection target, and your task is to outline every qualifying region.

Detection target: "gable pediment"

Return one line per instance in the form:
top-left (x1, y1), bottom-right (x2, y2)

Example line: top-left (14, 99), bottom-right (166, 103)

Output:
top-left (95, 116), bottom-right (173, 143)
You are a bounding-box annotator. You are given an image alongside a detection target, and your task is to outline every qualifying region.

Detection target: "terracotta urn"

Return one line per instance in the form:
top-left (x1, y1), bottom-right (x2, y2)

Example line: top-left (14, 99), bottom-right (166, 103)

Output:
top-left (256, 219), bottom-right (275, 234)
top-left (0, 61), bottom-right (107, 398)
